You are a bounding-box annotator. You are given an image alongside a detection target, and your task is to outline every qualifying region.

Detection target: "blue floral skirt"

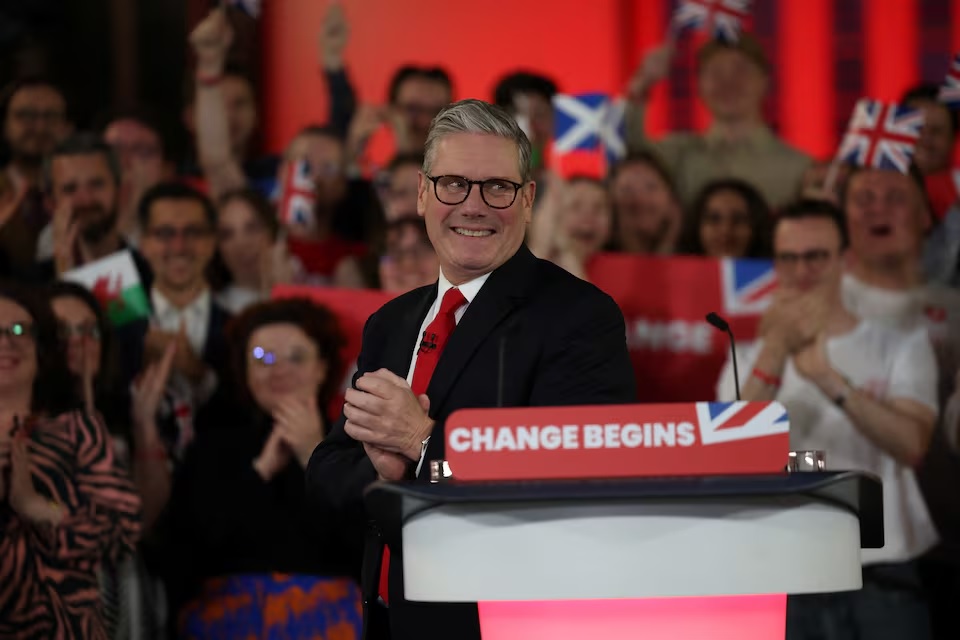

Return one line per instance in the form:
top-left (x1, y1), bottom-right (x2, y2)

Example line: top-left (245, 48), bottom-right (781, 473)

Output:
top-left (179, 573), bottom-right (363, 639)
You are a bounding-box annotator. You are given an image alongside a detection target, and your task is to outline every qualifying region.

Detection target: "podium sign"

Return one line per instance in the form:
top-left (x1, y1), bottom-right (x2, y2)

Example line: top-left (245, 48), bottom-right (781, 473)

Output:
top-left (439, 402), bottom-right (793, 639)
top-left (445, 401), bottom-right (790, 481)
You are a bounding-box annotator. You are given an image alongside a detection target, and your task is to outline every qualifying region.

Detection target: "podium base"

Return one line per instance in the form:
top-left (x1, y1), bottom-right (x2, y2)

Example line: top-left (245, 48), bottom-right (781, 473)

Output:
top-left (478, 595), bottom-right (786, 640)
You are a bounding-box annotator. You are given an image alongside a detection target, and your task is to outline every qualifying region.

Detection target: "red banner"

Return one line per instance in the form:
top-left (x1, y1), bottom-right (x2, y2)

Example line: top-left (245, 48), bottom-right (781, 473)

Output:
top-left (272, 254), bottom-right (775, 407)
top-left (588, 254), bottom-right (774, 403)
top-left (444, 401), bottom-right (790, 482)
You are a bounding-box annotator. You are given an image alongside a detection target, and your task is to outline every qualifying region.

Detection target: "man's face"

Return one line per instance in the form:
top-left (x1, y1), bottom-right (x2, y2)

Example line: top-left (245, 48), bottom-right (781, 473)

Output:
top-left (844, 169), bottom-right (928, 265)
top-left (379, 222), bottom-right (439, 293)
top-left (394, 77), bottom-right (451, 149)
top-left (417, 133), bottom-right (534, 285)
top-left (103, 118), bottom-right (166, 184)
top-left (383, 161), bottom-right (421, 221)
top-left (908, 99), bottom-right (956, 175)
top-left (50, 153), bottom-right (119, 246)
top-left (514, 91), bottom-right (554, 148)
top-left (140, 198), bottom-right (216, 293)
top-left (698, 49), bottom-right (767, 122)
top-left (774, 217), bottom-right (845, 294)
top-left (610, 162), bottom-right (679, 253)
top-left (222, 75), bottom-right (258, 156)
top-left (4, 85), bottom-right (70, 164)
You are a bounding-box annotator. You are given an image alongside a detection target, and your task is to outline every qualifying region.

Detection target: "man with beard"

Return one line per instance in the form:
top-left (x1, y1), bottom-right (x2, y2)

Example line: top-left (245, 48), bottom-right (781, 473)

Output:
top-left (0, 77), bottom-right (73, 274)
top-left (33, 132), bottom-right (152, 284)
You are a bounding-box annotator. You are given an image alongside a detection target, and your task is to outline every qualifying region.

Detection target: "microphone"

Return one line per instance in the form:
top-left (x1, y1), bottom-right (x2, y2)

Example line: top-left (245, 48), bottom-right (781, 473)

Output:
top-left (497, 317), bottom-right (519, 408)
top-left (706, 312), bottom-right (741, 401)
top-left (418, 331), bottom-right (438, 355)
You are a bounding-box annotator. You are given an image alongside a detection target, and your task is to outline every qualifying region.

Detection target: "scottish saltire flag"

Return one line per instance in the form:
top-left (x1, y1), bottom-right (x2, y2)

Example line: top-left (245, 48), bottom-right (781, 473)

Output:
top-left (836, 99), bottom-right (924, 174)
top-left (720, 258), bottom-right (777, 316)
top-left (278, 159), bottom-right (316, 230)
top-left (939, 53), bottom-right (960, 110)
top-left (226, 0), bottom-right (261, 18)
top-left (552, 93), bottom-right (626, 176)
top-left (672, 0), bottom-right (752, 42)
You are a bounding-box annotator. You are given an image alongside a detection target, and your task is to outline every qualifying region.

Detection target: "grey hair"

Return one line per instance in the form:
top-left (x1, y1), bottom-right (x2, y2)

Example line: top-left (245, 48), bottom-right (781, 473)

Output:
top-left (423, 99), bottom-right (533, 182)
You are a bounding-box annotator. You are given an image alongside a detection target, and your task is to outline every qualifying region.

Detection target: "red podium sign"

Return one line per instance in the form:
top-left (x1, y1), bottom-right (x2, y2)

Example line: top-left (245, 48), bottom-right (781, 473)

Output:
top-left (445, 401), bottom-right (790, 481)
top-left (444, 402), bottom-right (792, 640)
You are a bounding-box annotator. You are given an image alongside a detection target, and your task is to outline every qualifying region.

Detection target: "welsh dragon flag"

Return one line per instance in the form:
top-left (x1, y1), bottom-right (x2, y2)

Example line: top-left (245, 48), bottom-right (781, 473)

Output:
top-left (62, 250), bottom-right (150, 326)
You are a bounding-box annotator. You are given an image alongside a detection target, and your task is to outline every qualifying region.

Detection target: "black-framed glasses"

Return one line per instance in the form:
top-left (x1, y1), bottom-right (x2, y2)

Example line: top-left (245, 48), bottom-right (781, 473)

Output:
top-left (58, 322), bottom-right (102, 341)
top-left (426, 175), bottom-right (523, 210)
top-left (774, 249), bottom-right (834, 268)
top-left (0, 322), bottom-right (37, 346)
top-left (249, 346), bottom-right (317, 368)
top-left (146, 225), bottom-right (213, 243)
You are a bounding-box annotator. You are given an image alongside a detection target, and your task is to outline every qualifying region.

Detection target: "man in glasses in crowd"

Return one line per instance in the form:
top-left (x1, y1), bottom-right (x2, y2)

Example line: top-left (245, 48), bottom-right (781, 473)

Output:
top-left (120, 182), bottom-right (230, 404)
top-left (307, 99), bottom-right (636, 640)
top-left (717, 198), bottom-right (939, 639)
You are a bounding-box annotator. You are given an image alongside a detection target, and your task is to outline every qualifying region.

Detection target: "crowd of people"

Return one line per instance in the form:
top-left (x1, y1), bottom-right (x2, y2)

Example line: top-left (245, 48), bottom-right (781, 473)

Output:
top-left (0, 3), bottom-right (959, 639)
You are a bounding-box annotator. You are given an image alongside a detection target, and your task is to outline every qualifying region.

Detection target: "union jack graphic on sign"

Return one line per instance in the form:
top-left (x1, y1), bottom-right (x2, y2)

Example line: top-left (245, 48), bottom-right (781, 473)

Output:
top-left (696, 401), bottom-right (789, 445)
top-left (720, 258), bottom-right (777, 317)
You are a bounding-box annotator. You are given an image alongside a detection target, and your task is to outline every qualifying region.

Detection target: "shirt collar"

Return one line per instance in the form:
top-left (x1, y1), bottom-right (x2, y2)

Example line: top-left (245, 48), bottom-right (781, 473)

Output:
top-left (151, 287), bottom-right (211, 319)
top-left (436, 269), bottom-right (491, 306)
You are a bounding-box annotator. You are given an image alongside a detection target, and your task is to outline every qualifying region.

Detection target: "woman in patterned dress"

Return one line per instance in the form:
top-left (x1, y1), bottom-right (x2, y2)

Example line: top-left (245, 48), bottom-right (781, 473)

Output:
top-left (0, 282), bottom-right (142, 639)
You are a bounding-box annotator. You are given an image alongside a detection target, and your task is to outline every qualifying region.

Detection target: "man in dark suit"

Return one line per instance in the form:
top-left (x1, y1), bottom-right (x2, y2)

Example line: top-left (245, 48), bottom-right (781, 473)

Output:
top-left (306, 99), bottom-right (636, 640)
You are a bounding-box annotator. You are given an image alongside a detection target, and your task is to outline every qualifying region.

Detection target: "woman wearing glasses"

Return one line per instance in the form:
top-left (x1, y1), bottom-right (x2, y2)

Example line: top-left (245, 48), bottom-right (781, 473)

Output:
top-left (0, 282), bottom-right (141, 639)
top-left (163, 298), bottom-right (363, 639)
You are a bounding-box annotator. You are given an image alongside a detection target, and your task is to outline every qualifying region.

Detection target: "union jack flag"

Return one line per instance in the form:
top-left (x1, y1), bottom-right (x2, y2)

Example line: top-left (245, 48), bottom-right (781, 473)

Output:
top-left (278, 159), bottom-right (316, 229)
top-left (696, 401), bottom-right (789, 445)
top-left (720, 258), bottom-right (777, 317)
top-left (552, 93), bottom-right (626, 171)
top-left (672, 0), bottom-right (752, 43)
top-left (836, 99), bottom-right (924, 174)
top-left (939, 53), bottom-right (960, 110)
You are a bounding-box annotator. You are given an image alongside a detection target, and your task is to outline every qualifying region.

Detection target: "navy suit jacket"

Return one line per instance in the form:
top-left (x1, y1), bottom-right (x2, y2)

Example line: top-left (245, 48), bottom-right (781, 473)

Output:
top-left (306, 245), bottom-right (637, 640)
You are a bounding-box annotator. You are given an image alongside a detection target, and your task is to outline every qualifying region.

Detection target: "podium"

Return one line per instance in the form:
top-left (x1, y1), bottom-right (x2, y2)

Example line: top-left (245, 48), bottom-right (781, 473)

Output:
top-left (364, 403), bottom-right (885, 639)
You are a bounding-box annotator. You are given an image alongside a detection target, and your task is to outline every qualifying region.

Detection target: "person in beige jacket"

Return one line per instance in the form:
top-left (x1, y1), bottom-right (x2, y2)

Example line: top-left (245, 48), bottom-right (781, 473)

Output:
top-left (625, 34), bottom-right (811, 210)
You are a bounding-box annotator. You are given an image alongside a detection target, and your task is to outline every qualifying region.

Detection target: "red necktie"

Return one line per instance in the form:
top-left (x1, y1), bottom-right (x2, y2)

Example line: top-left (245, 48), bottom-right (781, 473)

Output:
top-left (378, 287), bottom-right (467, 604)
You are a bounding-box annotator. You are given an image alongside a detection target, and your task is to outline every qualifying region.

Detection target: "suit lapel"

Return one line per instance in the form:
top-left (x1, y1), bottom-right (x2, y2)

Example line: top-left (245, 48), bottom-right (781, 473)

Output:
top-left (426, 246), bottom-right (538, 413)
top-left (382, 285), bottom-right (437, 379)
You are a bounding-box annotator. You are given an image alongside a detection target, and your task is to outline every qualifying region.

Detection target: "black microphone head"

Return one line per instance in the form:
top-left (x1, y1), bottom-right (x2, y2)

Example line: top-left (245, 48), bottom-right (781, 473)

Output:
top-left (705, 312), bottom-right (730, 333)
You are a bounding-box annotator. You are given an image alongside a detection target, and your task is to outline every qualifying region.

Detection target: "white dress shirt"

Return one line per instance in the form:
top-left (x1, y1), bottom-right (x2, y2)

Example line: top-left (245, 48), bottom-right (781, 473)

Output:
top-left (151, 288), bottom-right (212, 356)
top-left (409, 269), bottom-right (491, 477)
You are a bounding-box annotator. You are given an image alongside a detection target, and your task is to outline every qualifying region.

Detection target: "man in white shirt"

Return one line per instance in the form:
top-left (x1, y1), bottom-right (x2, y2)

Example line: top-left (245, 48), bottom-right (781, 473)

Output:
top-left (118, 182), bottom-right (230, 410)
top-left (717, 199), bottom-right (939, 640)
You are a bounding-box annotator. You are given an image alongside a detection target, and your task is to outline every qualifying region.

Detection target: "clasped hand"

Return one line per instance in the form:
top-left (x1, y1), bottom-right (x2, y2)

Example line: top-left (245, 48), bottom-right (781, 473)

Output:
top-left (343, 369), bottom-right (433, 481)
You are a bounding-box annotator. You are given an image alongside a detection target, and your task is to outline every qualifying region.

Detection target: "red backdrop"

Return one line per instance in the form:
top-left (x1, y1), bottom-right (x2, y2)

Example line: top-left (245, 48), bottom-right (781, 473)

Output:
top-left (259, 0), bottom-right (960, 162)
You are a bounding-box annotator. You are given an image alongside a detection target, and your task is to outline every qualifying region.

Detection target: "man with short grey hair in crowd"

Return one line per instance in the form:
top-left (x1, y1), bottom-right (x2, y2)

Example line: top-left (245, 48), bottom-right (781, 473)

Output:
top-left (307, 99), bottom-right (636, 640)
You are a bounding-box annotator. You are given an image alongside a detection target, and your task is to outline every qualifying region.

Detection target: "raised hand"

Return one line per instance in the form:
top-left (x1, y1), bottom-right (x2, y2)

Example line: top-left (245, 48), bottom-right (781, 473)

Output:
top-left (253, 428), bottom-right (293, 481)
top-left (627, 42), bottom-right (675, 102)
top-left (273, 394), bottom-right (325, 468)
top-left (52, 200), bottom-right (79, 275)
top-left (190, 7), bottom-right (234, 75)
top-left (319, 2), bottom-right (350, 70)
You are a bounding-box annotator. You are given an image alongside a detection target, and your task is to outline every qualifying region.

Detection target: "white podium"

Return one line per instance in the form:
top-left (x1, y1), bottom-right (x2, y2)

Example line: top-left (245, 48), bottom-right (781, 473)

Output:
top-left (365, 471), bottom-right (883, 640)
